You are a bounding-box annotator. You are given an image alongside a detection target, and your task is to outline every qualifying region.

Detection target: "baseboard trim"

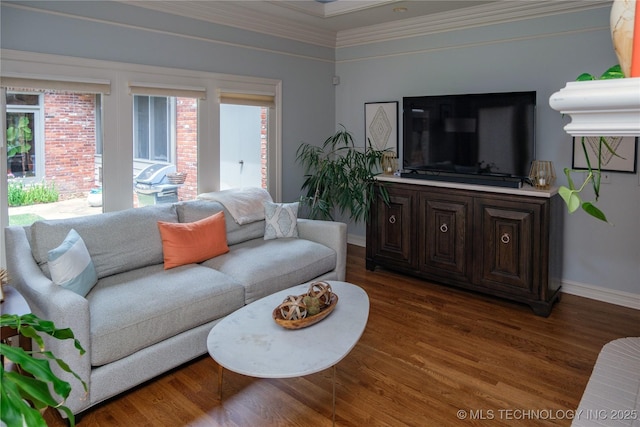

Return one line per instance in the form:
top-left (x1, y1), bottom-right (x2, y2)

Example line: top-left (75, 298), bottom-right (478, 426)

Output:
top-left (348, 233), bottom-right (639, 311)
top-left (347, 234), bottom-right (366, 248)
top-left (561, 280), bottom-right (640, 310)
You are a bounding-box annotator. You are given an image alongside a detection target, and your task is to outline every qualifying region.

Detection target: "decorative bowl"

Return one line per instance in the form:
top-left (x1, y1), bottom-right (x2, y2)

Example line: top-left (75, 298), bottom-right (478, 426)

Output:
top-left (273, 293), bottom-right (338, 330)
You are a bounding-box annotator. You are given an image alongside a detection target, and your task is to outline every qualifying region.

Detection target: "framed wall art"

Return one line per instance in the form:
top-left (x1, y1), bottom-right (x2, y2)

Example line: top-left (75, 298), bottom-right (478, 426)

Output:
top-left (572, 136), bottom-right (638, 173)
top-left (365, 101), bottom-right (398, 153)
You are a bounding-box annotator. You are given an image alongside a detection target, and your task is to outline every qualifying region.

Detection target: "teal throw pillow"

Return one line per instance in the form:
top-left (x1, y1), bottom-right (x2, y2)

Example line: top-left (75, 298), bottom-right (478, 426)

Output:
top-left (264, 201), bottom-right (299, 240)
top-left (48, 228), bottom-right (98, 297)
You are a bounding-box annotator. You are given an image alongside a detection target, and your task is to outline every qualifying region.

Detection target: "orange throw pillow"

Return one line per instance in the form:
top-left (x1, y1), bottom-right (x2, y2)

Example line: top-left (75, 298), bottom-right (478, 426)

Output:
top-left (157, 211), bottom-right (229, 269)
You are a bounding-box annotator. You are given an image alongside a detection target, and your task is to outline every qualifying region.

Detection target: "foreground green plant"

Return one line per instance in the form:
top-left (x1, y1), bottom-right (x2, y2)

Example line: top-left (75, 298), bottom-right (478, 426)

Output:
top-left (296, 125), bottom-right (389, 222)
top-left (0, 313), bottom-right (87, 427)
top-left (558, 65), bottom-right (625, 223)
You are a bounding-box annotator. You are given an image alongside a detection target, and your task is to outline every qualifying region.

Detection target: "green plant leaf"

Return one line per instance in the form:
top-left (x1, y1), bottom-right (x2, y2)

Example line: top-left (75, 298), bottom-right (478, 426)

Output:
top-left (558, 186), bottom-right (581, 213)
top-left (576, 73), bottom-right (596, 81)
top-left (599, 64), bottom-right (624, 79)
top-left (2, 313), bottom-right (85, 355)
top-left (0, 344), bottom-right (72, 399)
top-left (582, 202), bottom-right (609, 223)
top-left (1, 369), bottom-right (50, 427)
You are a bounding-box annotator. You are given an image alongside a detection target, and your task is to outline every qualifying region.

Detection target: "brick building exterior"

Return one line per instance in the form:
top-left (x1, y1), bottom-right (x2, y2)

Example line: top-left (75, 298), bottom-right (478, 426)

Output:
top-left (43, 93), bottom-right (98, 200)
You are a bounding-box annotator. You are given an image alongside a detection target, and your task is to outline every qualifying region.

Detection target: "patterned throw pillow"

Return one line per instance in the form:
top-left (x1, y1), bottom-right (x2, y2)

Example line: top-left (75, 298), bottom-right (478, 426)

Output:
top-left (264, 201), bottom-right (299, 240)
top-left (48, 229), bottom-right (98, 297)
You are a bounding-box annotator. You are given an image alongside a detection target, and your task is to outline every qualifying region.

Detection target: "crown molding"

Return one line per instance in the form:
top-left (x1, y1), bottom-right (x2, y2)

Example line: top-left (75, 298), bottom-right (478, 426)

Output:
top-left (549, 78), bottom-right (640, 137)
top-left (336, 0), bottom-right (612, 48)
top-left (115, 1), bottom-right (610, 50)
top-left (125, 1), bottom-right (337, 48)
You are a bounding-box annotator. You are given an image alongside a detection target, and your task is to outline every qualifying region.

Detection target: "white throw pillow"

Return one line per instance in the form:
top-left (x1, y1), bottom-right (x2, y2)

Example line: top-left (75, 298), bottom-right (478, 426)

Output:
top-left (48, 229), bottom-right (98, 297)
top-left (264, 201), bottom-right (299, 240)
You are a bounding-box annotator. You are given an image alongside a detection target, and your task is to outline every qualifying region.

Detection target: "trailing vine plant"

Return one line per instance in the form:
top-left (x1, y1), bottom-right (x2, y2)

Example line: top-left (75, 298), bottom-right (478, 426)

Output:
top-left (558, 65), bottom-right (625, 223)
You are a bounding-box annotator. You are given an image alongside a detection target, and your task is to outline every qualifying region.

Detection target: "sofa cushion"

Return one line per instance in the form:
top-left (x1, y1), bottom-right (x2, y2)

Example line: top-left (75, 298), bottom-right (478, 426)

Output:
top-left (264, 201), bottom-right (299, 240)
top-left (31, 204), bottom-right (178, 279)
top-left (48, 229), bottom-right (98, 297)
top-left (158, 211), bottom-right (229, 269)
top-left (88, 263), bottom-right (244, 366)
top-left (201, 238), bottom-right (337, 304)
top-left (175, 200), bottom-right (264, 245)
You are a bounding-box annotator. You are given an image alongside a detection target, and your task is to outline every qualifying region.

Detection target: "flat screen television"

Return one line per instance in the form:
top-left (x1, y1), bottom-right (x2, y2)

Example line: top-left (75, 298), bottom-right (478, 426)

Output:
top-left (402, 91), bottom-right (536, 188)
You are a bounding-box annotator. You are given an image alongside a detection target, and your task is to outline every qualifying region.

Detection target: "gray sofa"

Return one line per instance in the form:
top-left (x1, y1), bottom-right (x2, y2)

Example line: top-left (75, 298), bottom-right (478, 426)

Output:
top-left (571, 337), bottom-right (640, 427)
top-left (4, 198), bottom-right (346, 416)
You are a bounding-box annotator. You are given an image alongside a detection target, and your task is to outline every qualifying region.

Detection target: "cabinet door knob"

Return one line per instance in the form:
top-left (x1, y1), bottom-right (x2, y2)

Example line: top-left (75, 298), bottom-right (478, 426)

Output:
top-left (389, 215), bottom-right (396, 224)
top-left (440, 223), bottom-right (448, 233)
top-left (501, 233), bottom-right (511, 244)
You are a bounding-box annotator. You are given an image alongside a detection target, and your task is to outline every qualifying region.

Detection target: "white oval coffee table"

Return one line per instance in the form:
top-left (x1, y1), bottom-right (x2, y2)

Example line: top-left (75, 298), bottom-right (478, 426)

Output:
top-left (207, 281), bottom-right (369, 424)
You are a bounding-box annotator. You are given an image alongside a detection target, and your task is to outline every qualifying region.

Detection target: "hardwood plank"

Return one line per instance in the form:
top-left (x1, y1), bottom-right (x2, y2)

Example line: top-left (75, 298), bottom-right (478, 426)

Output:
top-left (43, 244), bottom-right (639, 426)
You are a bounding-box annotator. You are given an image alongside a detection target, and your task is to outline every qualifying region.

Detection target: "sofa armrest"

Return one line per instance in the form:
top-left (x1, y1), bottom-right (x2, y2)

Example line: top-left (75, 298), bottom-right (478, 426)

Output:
top-left (297, 219), bottom-right (347, 281)
top-left (5, 226), bottom-right (91, 411)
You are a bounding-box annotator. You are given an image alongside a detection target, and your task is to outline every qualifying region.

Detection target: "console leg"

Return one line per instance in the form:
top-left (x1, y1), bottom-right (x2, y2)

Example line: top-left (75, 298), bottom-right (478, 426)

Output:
top-left (365, 259), bottom-right (377, 271)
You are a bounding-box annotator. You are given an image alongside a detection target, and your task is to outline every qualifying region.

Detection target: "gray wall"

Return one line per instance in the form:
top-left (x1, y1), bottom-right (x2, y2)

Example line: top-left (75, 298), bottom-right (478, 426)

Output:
top-left (335, 6), bottom-right (640, 295)
top-left (0, 1), bottom-right (336, 204)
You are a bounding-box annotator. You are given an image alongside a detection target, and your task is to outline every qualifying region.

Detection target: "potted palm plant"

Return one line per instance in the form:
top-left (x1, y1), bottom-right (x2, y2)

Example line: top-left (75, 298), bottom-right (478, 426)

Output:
top-left (296, 125), bottom-right (390, 222)
top-left (1, 269), bottom-right (87, 427)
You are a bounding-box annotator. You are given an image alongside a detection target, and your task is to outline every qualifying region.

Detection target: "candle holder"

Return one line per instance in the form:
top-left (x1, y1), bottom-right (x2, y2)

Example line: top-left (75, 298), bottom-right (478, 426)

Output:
top-left (382, 152), bottom-right (398, 175)
top-left (529, 160), bottom-right (556, 189)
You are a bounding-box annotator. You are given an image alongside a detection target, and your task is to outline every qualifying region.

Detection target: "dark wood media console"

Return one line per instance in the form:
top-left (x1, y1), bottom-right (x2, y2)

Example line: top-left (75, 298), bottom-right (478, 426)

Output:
top-left (366, 177), bottom-right (563, 316)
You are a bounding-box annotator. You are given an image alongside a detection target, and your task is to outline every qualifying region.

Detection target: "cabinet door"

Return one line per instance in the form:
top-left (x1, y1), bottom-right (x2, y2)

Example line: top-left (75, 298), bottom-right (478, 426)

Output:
top-left (369, 186), bottom-right (415, 269)
top-left (418, 193), bottom-right (472, 283)
top-left (474, 198), bottom-right (541, 297)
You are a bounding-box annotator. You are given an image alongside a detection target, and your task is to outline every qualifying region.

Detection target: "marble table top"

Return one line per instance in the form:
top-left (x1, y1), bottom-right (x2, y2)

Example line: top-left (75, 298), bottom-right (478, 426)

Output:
top-left (207, 281), bottom-right (369, 378)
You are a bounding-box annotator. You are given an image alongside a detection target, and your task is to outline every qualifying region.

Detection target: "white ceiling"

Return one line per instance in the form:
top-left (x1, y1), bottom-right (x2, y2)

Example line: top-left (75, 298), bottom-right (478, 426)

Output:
top-left (231, 1), bottom-right (496, 32)
top-left (125, 0), bottom-right (611, 47)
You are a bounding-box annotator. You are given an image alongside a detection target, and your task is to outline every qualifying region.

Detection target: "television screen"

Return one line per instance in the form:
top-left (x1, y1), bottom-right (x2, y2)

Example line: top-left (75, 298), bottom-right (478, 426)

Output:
top-left (402, 91), bottom-right (536, 183)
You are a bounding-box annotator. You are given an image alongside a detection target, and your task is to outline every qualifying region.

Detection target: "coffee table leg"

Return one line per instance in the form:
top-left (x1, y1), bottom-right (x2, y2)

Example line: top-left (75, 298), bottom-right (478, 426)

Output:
top-left (332, 365), bottom-right (336, 427)
top-left (217, 363), bottom-right (224, 400)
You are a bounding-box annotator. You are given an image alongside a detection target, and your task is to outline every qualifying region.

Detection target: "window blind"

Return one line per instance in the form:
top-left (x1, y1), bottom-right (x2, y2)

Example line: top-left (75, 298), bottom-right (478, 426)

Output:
top-left (0, 75), bottom-right (111, 94)
top-left (128, 82), bottom-right (206, 99)
top-left (219, 92), bottom-right (275, 108)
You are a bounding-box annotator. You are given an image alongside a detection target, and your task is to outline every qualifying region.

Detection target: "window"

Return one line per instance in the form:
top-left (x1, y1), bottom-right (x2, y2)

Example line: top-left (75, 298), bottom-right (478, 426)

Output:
top-left (132, 94), bottom-right (199, 207)
top-left (219, 91), bottom-right (276, 193)
top-left (133, 95), bottom-right (175, 163)
top-left (220, 104), bottom-right (268, 189)
top-left (6, 93), bottom-right (41, 180)
top-left (5, 88), bottom-right (105, 226)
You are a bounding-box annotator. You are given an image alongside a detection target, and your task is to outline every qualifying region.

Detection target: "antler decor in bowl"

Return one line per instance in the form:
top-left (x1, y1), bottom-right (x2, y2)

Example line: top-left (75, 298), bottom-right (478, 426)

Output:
top-left (273, 281), bottom-right (338, 330)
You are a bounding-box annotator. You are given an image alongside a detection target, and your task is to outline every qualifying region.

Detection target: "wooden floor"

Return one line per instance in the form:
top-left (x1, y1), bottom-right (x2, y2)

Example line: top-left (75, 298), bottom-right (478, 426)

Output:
top-left (45, 244), bottom-right (639, 426)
